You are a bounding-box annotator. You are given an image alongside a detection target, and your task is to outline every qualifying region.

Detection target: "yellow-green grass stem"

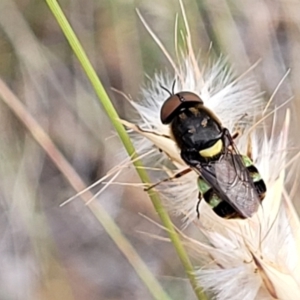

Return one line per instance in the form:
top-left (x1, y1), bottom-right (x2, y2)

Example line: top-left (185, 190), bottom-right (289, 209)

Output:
top-left (45, 1), bottom-right (206, 299)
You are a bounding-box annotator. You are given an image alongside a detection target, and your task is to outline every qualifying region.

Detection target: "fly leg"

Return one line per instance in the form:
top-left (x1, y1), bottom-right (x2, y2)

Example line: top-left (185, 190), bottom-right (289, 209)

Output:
top-left (181, 149), bottom-right (202, 167)
top-left (224, 117), bottom-right (253, 161)
top-left (232, 131), bottom-right (240, 140)
top-left (144, 167), bottom-right (192, 191)
top-left (232, 113), bottom-right (248, 140)
top-left (196, 192), bottom-right (202, 219)
top-left (246, 134), bottom-right (253, 160)
top-left (230, 113), bottom-right (250, 142)
top-left (234, 130), bottom-right (253, 160)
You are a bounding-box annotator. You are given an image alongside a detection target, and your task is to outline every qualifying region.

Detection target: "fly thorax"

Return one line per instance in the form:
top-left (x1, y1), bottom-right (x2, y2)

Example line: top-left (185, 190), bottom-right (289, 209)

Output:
top-left (170, 105), bottom-right (223, 152)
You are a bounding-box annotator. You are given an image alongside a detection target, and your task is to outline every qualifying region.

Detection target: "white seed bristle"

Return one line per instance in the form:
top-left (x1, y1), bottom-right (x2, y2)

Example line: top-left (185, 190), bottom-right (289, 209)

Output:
top-left (124, 53), bottom-right (300, 299)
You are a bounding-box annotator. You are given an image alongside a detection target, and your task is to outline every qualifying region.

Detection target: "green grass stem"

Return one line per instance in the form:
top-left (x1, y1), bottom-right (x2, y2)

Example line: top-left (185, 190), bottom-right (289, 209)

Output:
top-left (45, 0), bottom-right (206, 299)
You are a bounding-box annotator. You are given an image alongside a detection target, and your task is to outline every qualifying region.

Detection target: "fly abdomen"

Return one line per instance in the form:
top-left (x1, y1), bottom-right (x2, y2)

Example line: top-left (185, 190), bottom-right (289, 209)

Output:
top-left (213, 201), bottom-right (242, 219)
top-left (197, 177), bottom-right (240, 218)
top-left (253, 180), bottom-right (267, 201)
top-left (242, 156), bottom-right (267, 202)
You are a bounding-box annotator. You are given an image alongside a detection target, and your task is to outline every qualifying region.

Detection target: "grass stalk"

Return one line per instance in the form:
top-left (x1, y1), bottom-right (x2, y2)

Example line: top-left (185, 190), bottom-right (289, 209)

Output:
top-left (44, 0), bottom-right (206, 299)
top-left (0, 78), bottom-right (171, 300)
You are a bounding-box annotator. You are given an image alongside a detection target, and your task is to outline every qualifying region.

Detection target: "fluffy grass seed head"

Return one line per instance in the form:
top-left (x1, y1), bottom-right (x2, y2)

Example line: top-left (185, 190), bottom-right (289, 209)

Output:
top-left (123, 53), bottom-right (300, 299)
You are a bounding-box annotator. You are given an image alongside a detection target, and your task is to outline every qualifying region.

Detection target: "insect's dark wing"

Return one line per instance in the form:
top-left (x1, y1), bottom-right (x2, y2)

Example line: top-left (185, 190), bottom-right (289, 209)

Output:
top-left (215, 152), bottom-right (260, 217)
top-left (192, 163), bottom-right (240, 214)
top-left (194, 152), bottom-right (260, 218)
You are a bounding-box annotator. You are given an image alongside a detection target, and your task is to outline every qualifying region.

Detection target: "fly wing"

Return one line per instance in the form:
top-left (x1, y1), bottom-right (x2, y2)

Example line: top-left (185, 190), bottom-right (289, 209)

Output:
top-left (214, 153), bottom-right (260, 217)
top-left (194, 152), bottom-right (260, 218)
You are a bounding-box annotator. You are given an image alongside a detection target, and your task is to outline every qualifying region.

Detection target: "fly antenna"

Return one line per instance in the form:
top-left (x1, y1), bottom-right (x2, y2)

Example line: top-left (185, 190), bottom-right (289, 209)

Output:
top-left (160, 84), bottom-right (172, 96)
top-left (171, 79), bottom-right (176, 94)
top-left (160, 79), bottom-right (177, 96)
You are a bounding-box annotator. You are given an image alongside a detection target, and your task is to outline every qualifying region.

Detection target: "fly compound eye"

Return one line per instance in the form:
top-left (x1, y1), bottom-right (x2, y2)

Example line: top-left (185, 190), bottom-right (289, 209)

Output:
top-left (160, 95), bottom-right (182, 124)
top-left (178, 92), bottom-right (203, 104)
top-left (160, 91), bottom-right (203, 124)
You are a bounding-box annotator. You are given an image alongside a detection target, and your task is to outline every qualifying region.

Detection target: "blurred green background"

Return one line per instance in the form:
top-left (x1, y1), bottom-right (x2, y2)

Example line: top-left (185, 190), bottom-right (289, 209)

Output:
top-left (0, 0), bottom-right (298, 299)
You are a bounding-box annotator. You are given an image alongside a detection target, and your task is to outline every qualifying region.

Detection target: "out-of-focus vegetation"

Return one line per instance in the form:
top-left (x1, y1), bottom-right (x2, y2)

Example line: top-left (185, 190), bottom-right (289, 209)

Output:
top-left (0, 0), bottom-right (299, 299)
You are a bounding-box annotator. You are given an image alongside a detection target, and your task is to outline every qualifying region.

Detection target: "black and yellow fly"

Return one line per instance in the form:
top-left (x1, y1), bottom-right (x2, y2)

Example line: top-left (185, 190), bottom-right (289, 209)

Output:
top-left (160, 90), bottom-right (266, 219)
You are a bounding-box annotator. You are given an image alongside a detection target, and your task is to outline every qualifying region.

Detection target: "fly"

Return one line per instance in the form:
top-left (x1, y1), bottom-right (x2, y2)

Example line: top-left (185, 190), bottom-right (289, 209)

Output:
top-left (160, 89), bottom-right (266, 219)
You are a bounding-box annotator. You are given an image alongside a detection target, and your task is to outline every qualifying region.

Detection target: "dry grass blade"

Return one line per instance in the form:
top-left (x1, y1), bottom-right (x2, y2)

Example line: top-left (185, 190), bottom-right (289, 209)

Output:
top-left (60, 148), bottom-right (156, 206)
top-left (136, 9), bottom-right (183, 82)
top-left (0, 77), bottom-right (172, 300)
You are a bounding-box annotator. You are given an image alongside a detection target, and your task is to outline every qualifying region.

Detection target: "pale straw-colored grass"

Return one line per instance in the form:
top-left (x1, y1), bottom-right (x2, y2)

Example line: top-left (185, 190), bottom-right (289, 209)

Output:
top-left (122, 3), bottom-right (300, 298)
